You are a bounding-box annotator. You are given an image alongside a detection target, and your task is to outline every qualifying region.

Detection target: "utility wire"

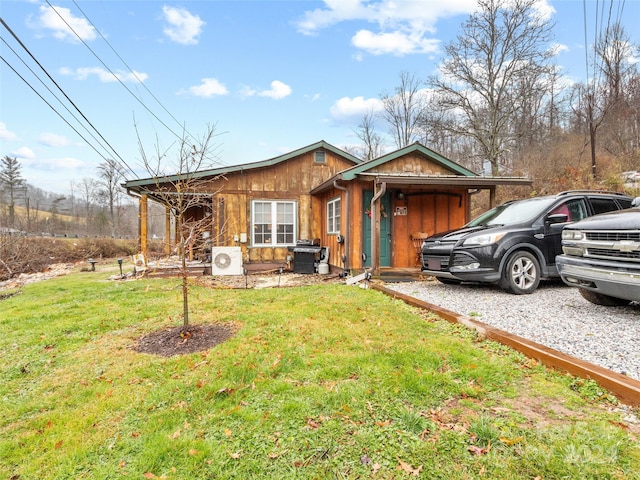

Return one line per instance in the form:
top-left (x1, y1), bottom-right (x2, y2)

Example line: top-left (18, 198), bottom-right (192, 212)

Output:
top-left (1, 54), bottom-right (120, 166)
top-left (45, 0), bottom-right (192, 148)
top-left (0, 17), bottom-right (139, 179)
top-left (1, 35), bottom-right (121, 166)
top-left (70, 0), bottom-right (198, 146)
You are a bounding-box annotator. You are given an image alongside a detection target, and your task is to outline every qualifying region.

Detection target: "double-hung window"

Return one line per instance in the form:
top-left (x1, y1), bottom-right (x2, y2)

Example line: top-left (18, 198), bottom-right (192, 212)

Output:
top-left (327, 196), bottom-right (341, 234)
top-left (252, 200), bottom-right (296, 246)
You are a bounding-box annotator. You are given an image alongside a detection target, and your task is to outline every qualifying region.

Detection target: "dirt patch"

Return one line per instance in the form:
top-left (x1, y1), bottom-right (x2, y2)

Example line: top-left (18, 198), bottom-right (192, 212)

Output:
top-left (205, 272), bottom-right (344, 289)
top-left (134, 323), bottom-right (237, 357)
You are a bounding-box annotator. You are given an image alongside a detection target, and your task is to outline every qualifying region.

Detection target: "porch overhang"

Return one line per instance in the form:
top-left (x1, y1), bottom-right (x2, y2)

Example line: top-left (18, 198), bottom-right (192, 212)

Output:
top-left (310, 172), bottom-right (532, 194)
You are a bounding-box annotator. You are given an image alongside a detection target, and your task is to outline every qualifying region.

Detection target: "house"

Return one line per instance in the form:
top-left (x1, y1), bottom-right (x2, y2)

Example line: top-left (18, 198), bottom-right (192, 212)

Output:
top-left (123, 140), bottom-right (530, 274)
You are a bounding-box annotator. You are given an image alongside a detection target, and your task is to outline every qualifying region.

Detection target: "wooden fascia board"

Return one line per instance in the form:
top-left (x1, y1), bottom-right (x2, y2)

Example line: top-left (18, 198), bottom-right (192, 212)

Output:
top-left (356, 173), bottom-right (532, 187)
top-left (124, 140), bottom-right (361, 190)
top-left (341, 143), bottom-right (478, 180)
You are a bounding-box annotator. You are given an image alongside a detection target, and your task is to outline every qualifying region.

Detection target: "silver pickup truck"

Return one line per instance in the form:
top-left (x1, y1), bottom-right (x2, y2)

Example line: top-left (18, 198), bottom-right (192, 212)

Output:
top-left (556, 198), bottom-right (640, 306)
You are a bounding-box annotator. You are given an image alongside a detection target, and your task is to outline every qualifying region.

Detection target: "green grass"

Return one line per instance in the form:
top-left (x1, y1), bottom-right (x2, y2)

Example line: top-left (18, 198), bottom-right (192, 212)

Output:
top-left (1, 269), bottom-right (639, 479)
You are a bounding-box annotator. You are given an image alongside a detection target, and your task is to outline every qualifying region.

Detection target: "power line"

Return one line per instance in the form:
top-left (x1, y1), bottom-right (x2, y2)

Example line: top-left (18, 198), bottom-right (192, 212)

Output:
top-left (45, 0), bottom-right (194, 148)
top-left (0, 17), bottom-right (139, 179)
top-left (70, 0), bottom-right (198, 146)
top-left (1, 36), bottom-right (122, 166)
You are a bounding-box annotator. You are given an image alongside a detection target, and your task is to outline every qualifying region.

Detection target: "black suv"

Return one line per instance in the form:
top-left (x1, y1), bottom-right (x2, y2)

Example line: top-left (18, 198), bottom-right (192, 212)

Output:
top-left (556, 200), bottom-right (640, 305)
top-left (421, 191), bottom-right (633, 294)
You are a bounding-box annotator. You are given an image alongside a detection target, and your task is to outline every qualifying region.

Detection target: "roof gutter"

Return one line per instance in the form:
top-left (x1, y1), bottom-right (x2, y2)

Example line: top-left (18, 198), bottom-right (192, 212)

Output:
top-left (369, 180), bottom-right (387, 274)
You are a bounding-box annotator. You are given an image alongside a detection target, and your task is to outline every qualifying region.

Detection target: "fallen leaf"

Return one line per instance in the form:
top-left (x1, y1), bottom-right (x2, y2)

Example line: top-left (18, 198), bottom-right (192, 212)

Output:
top-left (143, 473), bottom-right (157, 479)
top-left (188, 449), bottom-right (199, 456)
top-left (372, 463), bottom-right (381, 475)
top-left (224, 428), bottom-right (232, 438)
top-left (396, 458), bottom-right (422, 476)
top-left (360, 454), bottom-right (371, 465)
top-left (375, 420), bottom-right (392, 427)
top-left (468, 445), bottom-right (488, 456)
top-left (229, 451), bottom-right (242, 459)
top-left (305, 418), bottom-right (320, 429)
top-left (170, 429), bottom-right (181, 439)
top-left (499, 436), bottom-right (524, 446)
top-left (54, 440), bottom-right (63, 449)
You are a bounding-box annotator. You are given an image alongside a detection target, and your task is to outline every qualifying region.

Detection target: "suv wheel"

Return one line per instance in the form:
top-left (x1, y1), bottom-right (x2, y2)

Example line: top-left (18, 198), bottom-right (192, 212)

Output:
top-left (579, 288), bottom-right (631, 306)
top-left (501, 251), bottom-right (540, 294)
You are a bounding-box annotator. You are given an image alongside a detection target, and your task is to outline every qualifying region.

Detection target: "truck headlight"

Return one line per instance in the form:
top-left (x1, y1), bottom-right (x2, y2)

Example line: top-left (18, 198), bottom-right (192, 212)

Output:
top-left (562, 230), bottom-right (584, 240)
top-left (462, 232), bottom-right (505, 246)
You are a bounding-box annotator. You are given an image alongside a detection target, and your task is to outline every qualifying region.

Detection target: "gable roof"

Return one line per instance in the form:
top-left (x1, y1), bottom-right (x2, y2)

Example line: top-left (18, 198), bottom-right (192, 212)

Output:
top-left (124, 140), bottom-right (362, 191)
top-left (340, 142), bottom-right (478, 180)
top-left (311, 142), bottom-right (532, 193)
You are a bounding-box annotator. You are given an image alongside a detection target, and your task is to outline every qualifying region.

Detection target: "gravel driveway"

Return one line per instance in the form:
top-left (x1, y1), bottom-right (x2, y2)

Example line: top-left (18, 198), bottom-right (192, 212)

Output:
top-left (386, 279), bottom-right (640, 382)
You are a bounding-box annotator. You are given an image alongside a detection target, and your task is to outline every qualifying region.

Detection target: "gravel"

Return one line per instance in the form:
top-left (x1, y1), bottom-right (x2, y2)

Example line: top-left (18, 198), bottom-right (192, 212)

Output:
top-left (386, 279), bottom-right (640, 382)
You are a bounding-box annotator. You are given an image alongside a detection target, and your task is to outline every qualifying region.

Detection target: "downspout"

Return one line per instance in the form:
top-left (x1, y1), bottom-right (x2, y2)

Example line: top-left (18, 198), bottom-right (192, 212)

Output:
top-left (333, 180), bottom-right (349, 272)
top-left (369, 181), bottom-right (387, 274)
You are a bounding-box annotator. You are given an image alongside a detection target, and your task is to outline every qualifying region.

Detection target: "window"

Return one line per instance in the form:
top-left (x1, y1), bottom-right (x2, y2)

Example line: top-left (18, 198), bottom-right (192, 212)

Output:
top-left (327, 197), bottom-right (341, 234)
top-left (252, 200), bottom-right (296, 246)
top-left (314, 151), bottom-right (326, 164)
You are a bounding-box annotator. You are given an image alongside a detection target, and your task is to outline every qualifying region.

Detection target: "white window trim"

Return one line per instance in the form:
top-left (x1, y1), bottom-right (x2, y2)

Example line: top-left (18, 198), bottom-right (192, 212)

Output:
top-left (251, 200), bottom-right (297, 247)
top-left (327, 196), bottom-right (341, 235)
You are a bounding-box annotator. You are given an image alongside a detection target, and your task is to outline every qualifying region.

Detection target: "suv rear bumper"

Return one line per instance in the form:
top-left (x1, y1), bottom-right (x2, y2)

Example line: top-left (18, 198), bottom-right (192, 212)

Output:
top-left (556, 254), bottom-right (640, 302)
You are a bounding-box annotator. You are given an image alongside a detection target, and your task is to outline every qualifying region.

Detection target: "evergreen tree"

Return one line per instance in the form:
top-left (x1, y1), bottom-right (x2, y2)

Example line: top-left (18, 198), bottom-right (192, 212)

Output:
top-left (0, 156), bottom-right (26, 227)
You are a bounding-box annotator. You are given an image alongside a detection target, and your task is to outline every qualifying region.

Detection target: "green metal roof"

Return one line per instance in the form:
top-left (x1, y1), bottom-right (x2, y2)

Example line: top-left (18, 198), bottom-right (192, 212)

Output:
top-left (124, 140), bottom-right (362, 190)
top-left (340, 142), bottom-right (478, 180)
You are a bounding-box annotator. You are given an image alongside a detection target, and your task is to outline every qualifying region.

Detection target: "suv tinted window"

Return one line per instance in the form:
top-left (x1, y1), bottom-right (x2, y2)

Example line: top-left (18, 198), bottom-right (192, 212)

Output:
top-left (550, 199), bottom-right (587, 222)
top-left (589, 197), bottom-right (621, 215)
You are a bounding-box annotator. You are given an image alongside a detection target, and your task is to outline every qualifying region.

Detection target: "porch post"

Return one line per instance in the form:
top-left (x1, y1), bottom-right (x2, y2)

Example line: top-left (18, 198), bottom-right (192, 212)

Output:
top-left (489, 187), bottom-right (496, 208)
top-left (139, 194), bottom-right (148, 258)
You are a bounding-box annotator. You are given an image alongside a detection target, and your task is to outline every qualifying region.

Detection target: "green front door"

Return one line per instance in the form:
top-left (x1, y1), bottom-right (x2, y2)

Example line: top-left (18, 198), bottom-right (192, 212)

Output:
top-left (363, 190), bottom-right (391, 268)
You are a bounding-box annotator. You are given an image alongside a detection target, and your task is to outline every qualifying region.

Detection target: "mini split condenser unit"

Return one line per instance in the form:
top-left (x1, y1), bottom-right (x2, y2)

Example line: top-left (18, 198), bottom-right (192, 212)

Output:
top-left (211, 247), bottom-right (243, 276)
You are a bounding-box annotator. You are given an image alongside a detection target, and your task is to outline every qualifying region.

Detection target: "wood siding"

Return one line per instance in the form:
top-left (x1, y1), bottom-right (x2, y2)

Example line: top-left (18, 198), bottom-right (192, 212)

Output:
top-left (206, 149), bottom-right (355, 263)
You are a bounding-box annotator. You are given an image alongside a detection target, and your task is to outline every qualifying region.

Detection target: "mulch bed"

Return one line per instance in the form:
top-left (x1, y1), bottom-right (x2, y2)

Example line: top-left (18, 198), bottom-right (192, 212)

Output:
top-left (134, 323), bottom-right (237, 357)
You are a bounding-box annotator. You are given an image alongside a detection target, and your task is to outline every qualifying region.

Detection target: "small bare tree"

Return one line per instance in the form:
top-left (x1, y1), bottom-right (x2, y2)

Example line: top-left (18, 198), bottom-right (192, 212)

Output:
top-left (137, 124), bottom-right (222, 331)
top-left (352, 110), bottom-right (386, 161)
top-left (379, 72), bottom-right (428, 148)
top-left (97, 159), bottom-right (125, 237)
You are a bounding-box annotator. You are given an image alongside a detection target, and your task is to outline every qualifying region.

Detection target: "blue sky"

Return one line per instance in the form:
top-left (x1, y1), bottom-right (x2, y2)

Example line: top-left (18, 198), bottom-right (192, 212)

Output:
top-left (1, 0), bottom-right (639, 193)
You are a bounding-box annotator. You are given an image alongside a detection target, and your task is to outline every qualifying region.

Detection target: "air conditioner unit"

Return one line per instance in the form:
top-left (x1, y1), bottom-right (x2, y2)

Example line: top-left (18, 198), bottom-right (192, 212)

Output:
top-left (211, 247), bottom-right (243, 276)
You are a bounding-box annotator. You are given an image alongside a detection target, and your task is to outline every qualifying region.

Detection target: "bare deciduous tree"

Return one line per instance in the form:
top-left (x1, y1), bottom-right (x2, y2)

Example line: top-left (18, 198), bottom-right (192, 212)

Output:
top-left (379, 72), bottom-right (428, 148)
top-left (97, 159), bottom-right (125, 237)
top-left (427, 0), bottom-right (555, 175)
top-left (352, 110), bottom-right (386, 161)
top-left (137, 124), bottom-right (223, 331)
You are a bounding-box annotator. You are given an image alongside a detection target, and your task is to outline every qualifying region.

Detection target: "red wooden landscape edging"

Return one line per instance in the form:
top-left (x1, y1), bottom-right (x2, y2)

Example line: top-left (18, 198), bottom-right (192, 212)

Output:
top-left (372, 283), bottom-right (640, 407)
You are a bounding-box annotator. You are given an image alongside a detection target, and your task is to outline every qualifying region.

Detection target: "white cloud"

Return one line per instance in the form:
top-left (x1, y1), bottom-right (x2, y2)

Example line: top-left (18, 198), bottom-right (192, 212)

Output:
top-left (34, 4), bottom-right (97, 43)
top-left (22, 156), bottom-right (84, 169)
top-left (59, 67), bottom-right (148, 83)
top-left (296, 1), bottom-right (555, 57)
top-left (352, 29), bottom-right (440, 56)
top-left (240, 81), bottom-right (293, 100)
top-left (39, 132), bottom-right (72, 147)
top-left (550, 42), bottom-right (569, 56)
top-left (0, 122), bottom-right (17, 141)
top-left (162, 6), bottom-right (205, 45)
top-left (258, 81), bottom-right (292, 100)
top-left (186, 78), bottom-right (229, 97)
top-left (330, 96), bottom-right (382, 121)
top-left (11, 147), bottom-right (36, 159)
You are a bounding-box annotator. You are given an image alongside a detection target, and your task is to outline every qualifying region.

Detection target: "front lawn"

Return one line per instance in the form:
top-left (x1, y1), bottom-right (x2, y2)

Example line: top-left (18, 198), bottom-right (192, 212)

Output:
top-left (1, 269), bottom-right (638, 479)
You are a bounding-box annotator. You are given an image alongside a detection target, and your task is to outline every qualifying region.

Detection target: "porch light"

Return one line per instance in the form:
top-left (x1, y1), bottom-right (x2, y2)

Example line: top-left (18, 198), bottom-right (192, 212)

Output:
top-left (396, 191), bottom-right (405, 200)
